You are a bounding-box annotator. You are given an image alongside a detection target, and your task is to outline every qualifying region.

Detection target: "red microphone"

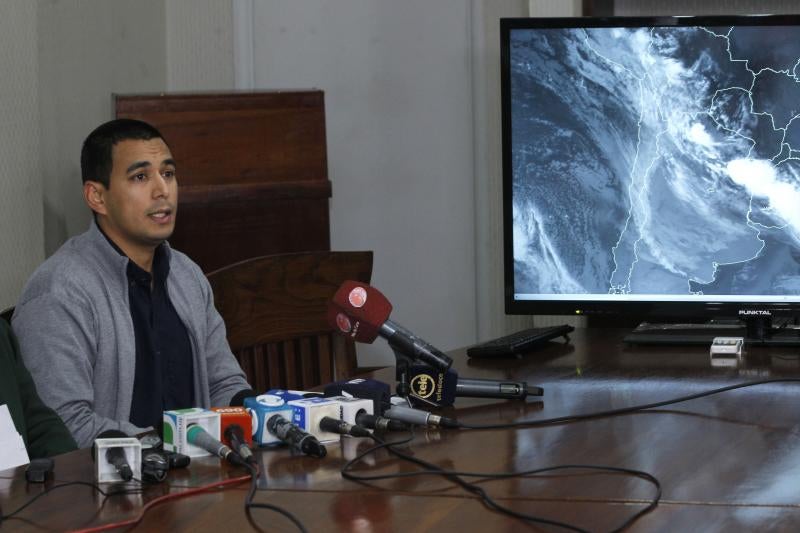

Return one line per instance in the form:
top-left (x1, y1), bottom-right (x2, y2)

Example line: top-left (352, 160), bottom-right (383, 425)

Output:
top-left (327, 281), bottom-right (452, 371)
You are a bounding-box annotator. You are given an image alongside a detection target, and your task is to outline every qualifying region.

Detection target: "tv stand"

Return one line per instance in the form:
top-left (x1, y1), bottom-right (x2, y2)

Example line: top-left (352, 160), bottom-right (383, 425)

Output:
top-left (623, 317), bottom-right (800, 346)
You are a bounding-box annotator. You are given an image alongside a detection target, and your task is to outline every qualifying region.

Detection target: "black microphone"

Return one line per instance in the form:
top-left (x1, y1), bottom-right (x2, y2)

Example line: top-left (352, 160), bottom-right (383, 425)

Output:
top-left (106, 449), bottom-right (133, 481)
top-left (141, 449), bottom-right (169, 483)
top-left (187, 425), bottom-right (246, 466)
top-left (94, 429), bottom-right (134, 481)
top-left (164, 451), bottom-right (191, 469)
top-left (25, 458), bottom-right (54, 483)
top-left (229, 389), bottom-right (259, 407)
top-left (319, 416), bottom-right (372, 438)
top-left (225, 424), bottom-right (255, 464)
top-left (328, 281), bottom-right (453, 371)
top-left (457, 377), bottom-right (542, 398)
top-left (407, 365), bottom-right (543, 407)
top-left (267, 415), bottom-right (327, 458)
top-left (323, 378), bottom-right (392, 415)
top-left (354, 411), bottom-right (408, 432)
top-left (379, 321), bottom-right (454, 373)
top-left (383, 405), bottom-right (459, 428)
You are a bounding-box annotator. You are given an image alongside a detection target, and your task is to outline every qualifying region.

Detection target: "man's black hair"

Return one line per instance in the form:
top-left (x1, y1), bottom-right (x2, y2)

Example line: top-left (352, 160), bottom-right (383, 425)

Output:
top-left (80, 119), bottom-right (166, 188)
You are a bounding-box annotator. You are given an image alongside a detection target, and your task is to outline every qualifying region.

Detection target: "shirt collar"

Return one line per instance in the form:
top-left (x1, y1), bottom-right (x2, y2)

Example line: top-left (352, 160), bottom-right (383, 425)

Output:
top-left (95, 223), bottom-right (170, 286)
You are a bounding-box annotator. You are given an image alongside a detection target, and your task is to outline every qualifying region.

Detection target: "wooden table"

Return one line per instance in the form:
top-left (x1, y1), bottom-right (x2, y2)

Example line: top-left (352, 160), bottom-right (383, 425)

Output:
top-left (3, 327), bottom-right (800, 532)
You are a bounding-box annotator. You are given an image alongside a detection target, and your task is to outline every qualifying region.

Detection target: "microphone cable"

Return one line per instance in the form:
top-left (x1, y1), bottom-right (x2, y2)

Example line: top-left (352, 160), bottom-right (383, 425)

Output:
top-left (1, 481), bottom-right (143, 527)
top-left (455, 378), bottom-right (800, 430)
top-left (341, 378), bottom-right (800, 528)
top-left (3, 465), bottom-right (308, 533)
top-left (65, 474), bottom-right (252, 533)
top-left (242, 462), bottom-right (308, 533)
top-left (340, 429), bottom-right (660, 533)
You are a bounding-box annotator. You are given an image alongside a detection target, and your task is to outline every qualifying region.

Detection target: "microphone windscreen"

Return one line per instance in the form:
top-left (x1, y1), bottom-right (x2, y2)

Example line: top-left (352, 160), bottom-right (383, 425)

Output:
top-left (96, 429), bottom-right (130, 440)
top-left (186, 425), bottom-right (222, 454)
top-left (229, 389), bottom-right (258, 407)
top-left (92, 429), bottom-right (131, 462)
top-left (328, 281), bottom-right (392, 343)
top-left (323, 378), bottom-right (391, 414)
top-left (408, 366), bottom-right (458, 407)
top-left (92, 429), bottom-right (134, 471)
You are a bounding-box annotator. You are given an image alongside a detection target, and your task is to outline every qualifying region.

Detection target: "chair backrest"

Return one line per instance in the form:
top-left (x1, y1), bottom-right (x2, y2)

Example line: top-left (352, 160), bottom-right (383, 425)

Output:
top-left (207, 251), bottom-right (373, 392)
top-left (0, 306), bottom-right (13, 325)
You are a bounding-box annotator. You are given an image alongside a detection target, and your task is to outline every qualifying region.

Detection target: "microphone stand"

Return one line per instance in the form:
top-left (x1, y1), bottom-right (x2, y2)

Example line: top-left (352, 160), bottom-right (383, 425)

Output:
top-left (394, 355), bottom-right (411, 400)
top-left (392, 348), bottom-right (545, 409)
top-left (392, 352), bottom-right (438, 409)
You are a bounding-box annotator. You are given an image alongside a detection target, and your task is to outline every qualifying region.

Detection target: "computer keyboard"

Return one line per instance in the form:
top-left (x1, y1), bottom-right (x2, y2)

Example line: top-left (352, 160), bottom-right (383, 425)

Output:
top-left (467, 324), bottom-right (575, 358)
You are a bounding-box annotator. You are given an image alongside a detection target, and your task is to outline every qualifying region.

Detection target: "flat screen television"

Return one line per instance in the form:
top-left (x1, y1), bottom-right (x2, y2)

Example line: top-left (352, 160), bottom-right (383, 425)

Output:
top-left (501, 15), bottom-right (800, 345)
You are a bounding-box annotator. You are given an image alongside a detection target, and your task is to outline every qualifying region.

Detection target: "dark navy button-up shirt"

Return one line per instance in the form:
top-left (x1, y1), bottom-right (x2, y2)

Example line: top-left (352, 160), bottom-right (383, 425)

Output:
top-left (98, 228), bottom-right (195, 431)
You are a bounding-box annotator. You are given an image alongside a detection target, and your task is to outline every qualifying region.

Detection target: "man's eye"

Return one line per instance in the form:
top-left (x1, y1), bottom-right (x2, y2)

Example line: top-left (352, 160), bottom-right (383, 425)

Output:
top-left (162, 170), bottom-right (175, 179)
top-left (131, 173), bottom-right (147, 181)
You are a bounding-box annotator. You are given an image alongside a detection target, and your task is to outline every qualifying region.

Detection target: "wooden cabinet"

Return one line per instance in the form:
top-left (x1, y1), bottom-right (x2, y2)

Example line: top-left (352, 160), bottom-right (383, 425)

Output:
top-left (116, 91), bottom-right (330, 272)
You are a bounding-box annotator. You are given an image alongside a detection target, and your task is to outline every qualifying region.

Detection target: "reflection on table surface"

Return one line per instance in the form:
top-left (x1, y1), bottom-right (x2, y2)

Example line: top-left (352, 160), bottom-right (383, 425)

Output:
top-left (3, 327), bottom-right (800, 531)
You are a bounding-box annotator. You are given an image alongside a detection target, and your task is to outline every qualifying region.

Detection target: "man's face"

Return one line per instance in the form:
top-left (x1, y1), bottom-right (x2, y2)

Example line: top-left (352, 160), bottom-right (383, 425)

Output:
top-left (93, 138), bottom-right (178, 257)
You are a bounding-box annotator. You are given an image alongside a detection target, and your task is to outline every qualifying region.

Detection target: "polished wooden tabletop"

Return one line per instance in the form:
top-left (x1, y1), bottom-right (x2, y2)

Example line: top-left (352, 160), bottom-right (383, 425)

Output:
top-left (3, 327), bottom-right (800, 532)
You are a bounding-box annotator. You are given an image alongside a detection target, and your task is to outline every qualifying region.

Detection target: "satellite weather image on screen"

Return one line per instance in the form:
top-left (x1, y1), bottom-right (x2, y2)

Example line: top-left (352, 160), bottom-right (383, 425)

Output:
top-left (510, 24), bottom-right (800, 302)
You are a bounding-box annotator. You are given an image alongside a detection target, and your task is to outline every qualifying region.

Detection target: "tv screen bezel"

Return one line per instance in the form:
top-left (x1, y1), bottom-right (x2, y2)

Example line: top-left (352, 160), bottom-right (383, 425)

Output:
top-left (501, 14), bottom-right (800, 319)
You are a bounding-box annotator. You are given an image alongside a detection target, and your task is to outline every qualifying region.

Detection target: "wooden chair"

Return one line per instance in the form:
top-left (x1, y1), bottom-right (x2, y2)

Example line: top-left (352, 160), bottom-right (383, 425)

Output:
top-left (207, 251), bottom-right (373, 392)
top-left (0, 306), bottom-right (13, 324)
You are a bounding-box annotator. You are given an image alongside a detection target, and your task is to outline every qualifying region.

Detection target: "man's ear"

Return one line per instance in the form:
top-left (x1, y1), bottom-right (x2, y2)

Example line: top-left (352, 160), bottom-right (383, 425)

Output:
top-left (83, 181), bottom-right (108, 216)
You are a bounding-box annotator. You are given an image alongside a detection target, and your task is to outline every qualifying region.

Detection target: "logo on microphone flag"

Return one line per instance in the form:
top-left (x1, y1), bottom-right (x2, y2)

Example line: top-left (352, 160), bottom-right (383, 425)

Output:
top-left (335, 313), bottom-right (352, 333)
top-left (163, 408), bottom-right (220, 457)
top-left (348, 286), bottom-right (367, 308)
top-left (410, 373), bottom-right (436, 399)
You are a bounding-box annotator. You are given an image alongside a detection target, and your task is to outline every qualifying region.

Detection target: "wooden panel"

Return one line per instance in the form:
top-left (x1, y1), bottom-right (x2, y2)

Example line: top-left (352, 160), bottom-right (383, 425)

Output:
top-left (316, 334), bottom-right (333, 385)
top-left (299, 337), bottom-right (315, 388)
top-left (115, 92), bottom-right (327, 185)
top-left (252, 346), bottom-right (267, 394)
top-left (332, 334), bottom-right (355, 380)
top-left (582, 0), bottom-right (615, 15)
top-left (208, 251), bottom-right (373, 347)
top-left (282, 340), bottom-right (298, 389)
top-left (266, 344), bottom-right (282, 390)
top-left (115, 91), bottom-right (331, 273)
top-left (208, 251), bottom-right (373, 390)
top-left (173, 193), bottom-right (329, 273)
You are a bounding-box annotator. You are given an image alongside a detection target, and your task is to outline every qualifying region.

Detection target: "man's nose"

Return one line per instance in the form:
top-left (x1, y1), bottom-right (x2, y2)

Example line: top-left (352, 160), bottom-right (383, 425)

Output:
top-left (152, 173), bottom-right (169, 198)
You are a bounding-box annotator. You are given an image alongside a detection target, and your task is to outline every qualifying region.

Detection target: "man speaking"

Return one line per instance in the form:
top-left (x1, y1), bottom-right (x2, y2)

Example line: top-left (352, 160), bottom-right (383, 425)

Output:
top-left (12, 119), bottom-right (253, 447)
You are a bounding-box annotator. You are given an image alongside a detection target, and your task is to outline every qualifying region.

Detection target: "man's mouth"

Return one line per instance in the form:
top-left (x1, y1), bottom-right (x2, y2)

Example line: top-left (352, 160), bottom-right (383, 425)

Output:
top-left (148, 207), bottom-right (174, 223)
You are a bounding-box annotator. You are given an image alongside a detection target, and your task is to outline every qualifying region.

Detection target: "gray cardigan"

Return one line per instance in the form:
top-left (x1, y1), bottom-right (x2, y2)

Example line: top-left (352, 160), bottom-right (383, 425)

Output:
top-left (12, 221), bottom-right (250, 448)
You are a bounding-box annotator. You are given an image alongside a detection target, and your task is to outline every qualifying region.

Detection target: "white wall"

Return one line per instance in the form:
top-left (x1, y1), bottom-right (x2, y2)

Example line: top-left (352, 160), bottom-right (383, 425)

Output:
top-left (0, 2), bottom-right (42, 310)
top-left (1, 0), bottom-right (589, 330)
top-left (3, 0), bottom-right (792, 332)
top-left (529, 0), bottom-right (582, 16)
top-left (38, 0), bottom-right (236, 259)
top-left (238, 0), bottom-right (477, 365)
top-left (0, 0), bottom-right (236, 310)
top-left (166, 0), bottom-right (235, 91)
top-left (37, 0), bottom-right (167, 257)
